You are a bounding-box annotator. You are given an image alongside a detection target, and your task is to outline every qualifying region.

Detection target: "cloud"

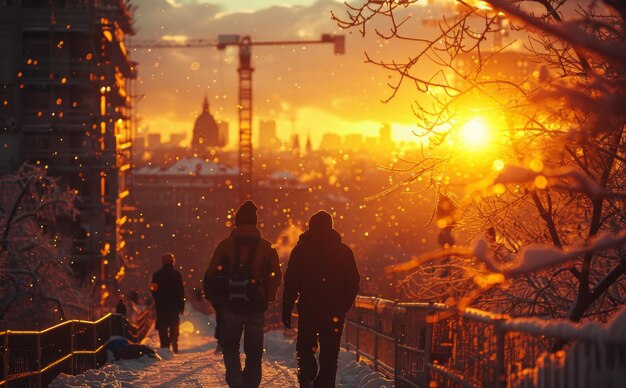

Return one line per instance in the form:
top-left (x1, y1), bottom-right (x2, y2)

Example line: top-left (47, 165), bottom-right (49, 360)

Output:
top-left (131, 0), bottom-right (450, 140)
top-left (165, 0), bottom-right (183, 9)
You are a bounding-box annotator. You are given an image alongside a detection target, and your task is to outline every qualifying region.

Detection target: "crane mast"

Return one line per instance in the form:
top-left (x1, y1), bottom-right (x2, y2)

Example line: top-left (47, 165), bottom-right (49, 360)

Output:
top-left (237, 37), bottom-right (253, 200)
top-left (132, 34), bottom-right (345, 201)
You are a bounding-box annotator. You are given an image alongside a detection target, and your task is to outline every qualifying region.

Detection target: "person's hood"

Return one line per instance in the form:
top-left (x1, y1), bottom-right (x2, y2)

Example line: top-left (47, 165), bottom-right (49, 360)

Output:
top-left (231, 224), bottom-right (262, 238)
top-left (298, 228), bottom-right (342, 245)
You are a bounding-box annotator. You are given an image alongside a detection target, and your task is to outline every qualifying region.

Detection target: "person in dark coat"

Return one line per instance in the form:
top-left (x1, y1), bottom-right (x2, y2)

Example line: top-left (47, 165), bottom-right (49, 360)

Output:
top-left (115, 296), bottom-right (127, 317)
top-left (282, 210), bottom-right (360, 388)
top-left (151, 252), bottom-right (185, 353)
top-left (205, 200), bottom-right (282, 388)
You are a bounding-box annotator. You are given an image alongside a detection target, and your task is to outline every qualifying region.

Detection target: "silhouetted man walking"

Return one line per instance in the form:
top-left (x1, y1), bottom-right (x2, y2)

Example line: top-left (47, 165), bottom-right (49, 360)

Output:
top-left (151, 252), bottom-right (185, 353)
top-left (204, 200), bottom-right (282, 388)
top-left (282, 210), bottom-right (360, 388)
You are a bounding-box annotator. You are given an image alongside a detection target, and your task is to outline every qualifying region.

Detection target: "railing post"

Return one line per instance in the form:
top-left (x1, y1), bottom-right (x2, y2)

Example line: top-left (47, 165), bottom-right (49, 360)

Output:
top-left (424, 303), bottom-right (434, 388)
top-left (123, 315), bottom-right (129, 339)
top-left (495, 320), bottom-right (506, 388)
top-left (108, 314), bottom-right (113, 343)
top-left (373, 301), bottom-right (379, 372)
top-left (37, 332), bottom-right (42, 387)
top-left (3, 332), bottom-right (9, 385)
top-left (121, 313), bottom-right (127, 339)
top-left (392, 302), bottom-right (399, 387)
top-left (355, 308), bottom-right (361, 362)
top-left (92, 320), bottom-right (97, 368)
top-left (70, 321), bottom-right (75, 375)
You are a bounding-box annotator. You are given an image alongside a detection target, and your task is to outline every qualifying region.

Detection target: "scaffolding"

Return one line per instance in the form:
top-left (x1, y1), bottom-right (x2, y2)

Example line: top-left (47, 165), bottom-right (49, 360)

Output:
top-left (0, 0), bottom-right (137, 295)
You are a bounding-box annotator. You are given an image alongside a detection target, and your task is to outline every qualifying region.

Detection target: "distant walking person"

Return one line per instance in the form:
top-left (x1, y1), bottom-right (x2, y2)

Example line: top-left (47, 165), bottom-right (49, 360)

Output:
top-left (204, 200), bottom-right (282, 388)
top-left (151, 252), bottom-right (185, 353)
top-left (282, 211), bottom-right (360, 388)
top-left (115, 295), bottom-right (127, 317)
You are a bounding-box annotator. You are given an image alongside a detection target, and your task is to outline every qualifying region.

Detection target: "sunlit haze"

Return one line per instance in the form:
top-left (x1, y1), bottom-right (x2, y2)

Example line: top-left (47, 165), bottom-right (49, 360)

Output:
top-left (131, 0), bottom-right (455, 147)
top-left (458, 118), bottom-right (490, 149)
top-left (2, 0), bottom-right (624, 385)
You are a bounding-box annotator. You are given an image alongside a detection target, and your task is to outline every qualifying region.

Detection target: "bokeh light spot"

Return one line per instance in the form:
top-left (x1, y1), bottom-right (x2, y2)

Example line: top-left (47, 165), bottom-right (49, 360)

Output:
top-left (534, 175), bottom-right (548, 189)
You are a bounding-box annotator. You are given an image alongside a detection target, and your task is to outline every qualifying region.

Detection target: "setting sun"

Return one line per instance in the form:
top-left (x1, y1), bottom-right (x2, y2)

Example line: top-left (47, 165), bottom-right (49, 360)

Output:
top-left (458, 118), bottom-right (490, 149)
top-left (3, 0), bottom-right (624, 386)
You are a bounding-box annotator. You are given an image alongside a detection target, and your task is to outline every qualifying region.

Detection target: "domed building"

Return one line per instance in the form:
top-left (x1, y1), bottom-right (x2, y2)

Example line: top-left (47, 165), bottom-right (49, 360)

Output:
top-left (191, 96), bottom-right (226, 150)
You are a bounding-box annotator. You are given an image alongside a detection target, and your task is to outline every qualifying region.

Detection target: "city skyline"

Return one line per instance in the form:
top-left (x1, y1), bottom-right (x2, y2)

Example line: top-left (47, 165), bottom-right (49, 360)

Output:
top-left (138, 103), bottom-right (401, 152)
top-left (130, 0), bottom-right (470, 146)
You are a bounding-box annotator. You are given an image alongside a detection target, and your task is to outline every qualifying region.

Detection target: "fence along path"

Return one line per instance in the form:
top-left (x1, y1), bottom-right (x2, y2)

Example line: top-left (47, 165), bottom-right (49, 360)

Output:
top-left (2, 296), bottom-right (624, 387)
top-left (343, 296), bottom-right (626, 388)
top-left (0, 308), bottom-right (154, 387)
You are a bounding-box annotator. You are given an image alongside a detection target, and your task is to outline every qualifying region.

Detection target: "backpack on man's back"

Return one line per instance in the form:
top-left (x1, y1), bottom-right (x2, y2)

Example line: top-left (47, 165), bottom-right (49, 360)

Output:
top-left (204, 237), bottom-right (262, 309)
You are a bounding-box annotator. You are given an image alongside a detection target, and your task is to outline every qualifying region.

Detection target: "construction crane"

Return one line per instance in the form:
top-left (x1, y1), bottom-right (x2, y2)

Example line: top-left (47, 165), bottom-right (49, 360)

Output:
top-left (132, 34), bottom-right (345, 200)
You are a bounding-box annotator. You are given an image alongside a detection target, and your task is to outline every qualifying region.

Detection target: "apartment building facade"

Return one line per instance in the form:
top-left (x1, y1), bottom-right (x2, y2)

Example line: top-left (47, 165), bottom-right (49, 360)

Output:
top-left (0, 0), bottom-right (137, 291)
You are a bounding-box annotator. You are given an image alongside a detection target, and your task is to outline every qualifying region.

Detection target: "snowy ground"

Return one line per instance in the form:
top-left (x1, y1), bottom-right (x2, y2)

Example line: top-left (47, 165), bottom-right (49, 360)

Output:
top-left (51, 305), bottom-right (392, 387)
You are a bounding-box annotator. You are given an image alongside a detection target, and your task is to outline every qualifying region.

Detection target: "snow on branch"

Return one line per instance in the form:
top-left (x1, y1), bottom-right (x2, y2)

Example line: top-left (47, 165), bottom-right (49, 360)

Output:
top-left (502, 305), bottom-right (626, 343)
top-left (388, 228), bottom-right (626, 279)
top-left (491, 165), bottom-right (626, 200)
top-left (386, 246), bottom-right (475, 273)
top-left (475, 228), bottom-right (626, 276)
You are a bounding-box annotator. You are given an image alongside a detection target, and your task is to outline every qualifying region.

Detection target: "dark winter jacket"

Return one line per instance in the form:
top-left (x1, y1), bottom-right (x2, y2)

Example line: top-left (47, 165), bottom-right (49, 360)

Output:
top-left (282, 228), bottom-right (360, 318)
top-left (151, 264), bottom-right (185, 324)
top-left (205, 224), bottom-right (282, 313)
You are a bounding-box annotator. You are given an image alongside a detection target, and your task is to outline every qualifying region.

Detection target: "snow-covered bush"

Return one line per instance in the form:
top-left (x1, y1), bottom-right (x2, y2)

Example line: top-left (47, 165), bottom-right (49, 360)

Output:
top-left (0, 164), bottom-right (86, 329)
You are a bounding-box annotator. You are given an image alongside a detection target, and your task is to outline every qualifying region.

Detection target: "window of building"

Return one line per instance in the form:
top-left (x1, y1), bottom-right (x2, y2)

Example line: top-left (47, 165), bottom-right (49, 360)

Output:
top-left (22, 84), bottom-right (50, 110)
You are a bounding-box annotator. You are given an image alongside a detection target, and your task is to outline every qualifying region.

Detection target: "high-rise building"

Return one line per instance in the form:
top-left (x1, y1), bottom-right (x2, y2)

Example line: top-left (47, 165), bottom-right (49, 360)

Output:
top-left (258, 119), bottom-right (278, 150)
top-left (379, 123), bottom-right (392, 148)
top-left (319, 132), bottom-right (341, 151)
top-left (0, 0), bottom-right (136, 286)
top-left (345, 134), bottom-right (364, 150)
top-left (147, 133), bottom-right (162, 149)
top-left (133, 135), bottom-right (146, 161)
top-left (169, 132), bottom-right (186, 146)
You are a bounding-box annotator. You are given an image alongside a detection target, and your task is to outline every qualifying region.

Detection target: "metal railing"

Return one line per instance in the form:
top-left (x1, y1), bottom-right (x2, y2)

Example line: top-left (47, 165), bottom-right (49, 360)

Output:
top-left (343, 296), bottom-right (626, 387)
top-left (0, 309), bottom-right (154, 387)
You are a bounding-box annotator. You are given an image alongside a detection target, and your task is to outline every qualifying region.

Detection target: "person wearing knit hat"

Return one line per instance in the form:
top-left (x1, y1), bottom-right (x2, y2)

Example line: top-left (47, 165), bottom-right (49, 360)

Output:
top-left (204, 200), bottom-right (282, 388)
top-left (234, 200), bottom-right (258, 226)
top-left (282, 210), bottom-right (360, 388)
top-left (308, 210), bottom-right (333, 231)
top-left (207, 200), bottom-right (258, 356)
top-left (150, 252), bottom-right (185, 353)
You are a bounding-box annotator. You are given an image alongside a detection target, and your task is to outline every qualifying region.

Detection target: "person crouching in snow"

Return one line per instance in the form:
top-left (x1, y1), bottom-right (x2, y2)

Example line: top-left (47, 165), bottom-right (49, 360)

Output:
top-left (282, 210), bottom-right (360, 388)
top-left (151, 252), bottom-right (185, 353)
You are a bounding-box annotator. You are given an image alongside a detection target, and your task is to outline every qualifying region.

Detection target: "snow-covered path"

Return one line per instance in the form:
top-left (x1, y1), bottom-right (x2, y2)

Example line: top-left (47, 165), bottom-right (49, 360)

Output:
top-left (51, 305), bottom-right (392, 387)
top-left (131, 339), bottom-right (298, 387)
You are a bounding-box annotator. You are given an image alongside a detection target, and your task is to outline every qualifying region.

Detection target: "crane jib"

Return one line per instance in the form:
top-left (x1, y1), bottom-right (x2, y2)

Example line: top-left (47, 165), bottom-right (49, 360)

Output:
top-left (130, 34), bottom-right (345, 200)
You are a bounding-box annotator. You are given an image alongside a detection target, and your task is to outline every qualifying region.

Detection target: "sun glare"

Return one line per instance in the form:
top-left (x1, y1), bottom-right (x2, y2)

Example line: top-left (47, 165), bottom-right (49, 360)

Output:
top-left (458, 118), bottom-right (490, 149)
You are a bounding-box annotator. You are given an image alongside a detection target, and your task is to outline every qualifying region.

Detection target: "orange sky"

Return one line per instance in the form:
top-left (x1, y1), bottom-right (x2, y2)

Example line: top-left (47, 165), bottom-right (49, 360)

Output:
top-left (130, 1), bottom-right (483, 148)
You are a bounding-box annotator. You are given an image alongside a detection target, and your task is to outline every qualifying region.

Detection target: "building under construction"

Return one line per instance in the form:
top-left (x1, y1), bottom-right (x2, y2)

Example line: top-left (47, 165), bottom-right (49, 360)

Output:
top-left (0, 0), bottom-right (137, 292)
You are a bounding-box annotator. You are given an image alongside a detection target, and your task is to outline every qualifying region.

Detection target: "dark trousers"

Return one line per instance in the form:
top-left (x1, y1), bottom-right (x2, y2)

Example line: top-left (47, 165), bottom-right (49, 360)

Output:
top-left (221, 309), bottom-right (265, 388)
top-left (296, 313), bottom-right (344, 388)
top-left (157, 313), bottom-right (180, 351)
top-left (214, 305), bottom-right (224, 344)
